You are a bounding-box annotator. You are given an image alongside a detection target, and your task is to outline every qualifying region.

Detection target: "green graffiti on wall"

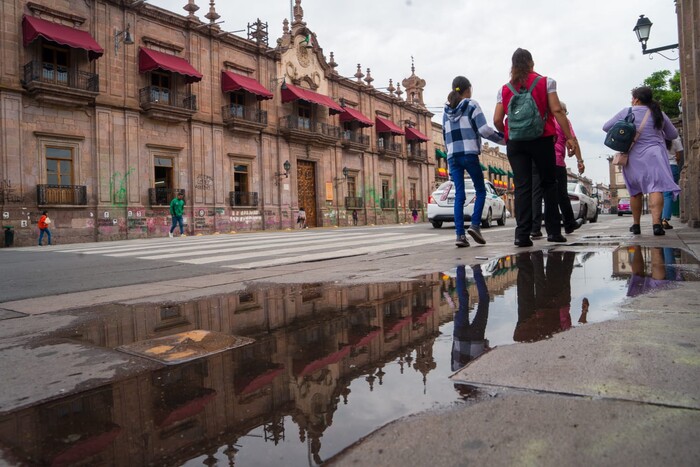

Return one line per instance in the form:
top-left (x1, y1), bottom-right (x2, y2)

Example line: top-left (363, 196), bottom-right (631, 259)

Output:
top-left (109, 168), bottom-right (135, 207)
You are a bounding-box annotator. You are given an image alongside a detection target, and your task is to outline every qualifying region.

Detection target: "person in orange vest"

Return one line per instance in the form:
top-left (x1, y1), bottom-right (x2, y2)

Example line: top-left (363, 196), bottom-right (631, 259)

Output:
top-left (37, 210), bottom-right (52, 246)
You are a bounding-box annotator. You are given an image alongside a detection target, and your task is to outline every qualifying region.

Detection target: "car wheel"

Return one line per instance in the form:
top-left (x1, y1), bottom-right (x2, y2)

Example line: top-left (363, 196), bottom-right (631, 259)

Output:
top-left (497, 208), bottom-right (506, 226)
top-left (580, 205), bottom-right (588, 225)
top-left (481, 209), bottom-right (492, 229)
top-left (431, 221), bottom-right (443, 229)
top-left (591, 207), bottom-right (599, 223)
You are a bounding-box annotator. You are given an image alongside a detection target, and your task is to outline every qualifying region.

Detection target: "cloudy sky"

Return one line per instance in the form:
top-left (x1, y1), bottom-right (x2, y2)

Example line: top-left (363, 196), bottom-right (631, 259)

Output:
top-left (149, 0), bottom-right (680, 186)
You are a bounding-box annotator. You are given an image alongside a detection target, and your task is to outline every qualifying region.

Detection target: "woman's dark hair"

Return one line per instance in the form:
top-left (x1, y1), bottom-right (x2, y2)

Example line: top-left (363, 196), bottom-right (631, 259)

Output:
top-left (42, 210), bottom-right (47, 215)
top-left (510, 48), bottom-right (534, 86)
top-left (447, 76), bottom-right (471, 109)
top-left (632, 86), bottom-right (664, 129)
top-left (665, 139), bottom-right (673, 150)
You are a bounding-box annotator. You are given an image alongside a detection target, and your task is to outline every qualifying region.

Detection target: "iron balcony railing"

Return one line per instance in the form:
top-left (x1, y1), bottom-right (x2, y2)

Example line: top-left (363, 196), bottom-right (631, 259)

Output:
top-left (23, 61), bottom-right (99, 92)
top-left (222, 104), bottom-right (268, 125)
top-left (345, 197), bottom-right (364, 209)
top-left (377, 139), bottom-right (403, 153)
top-left (229, 191), bottom-right (259, 207)
top-left (281, 116), bottom-right (341, 138)
top-left (380, 198), bottom-right (396, 209)
top-left (341, 131), bottom-right (370, 145)
top-left (139, 86), bottom-right (197, 111)
top-left (408, 199), bottom-right (423, 210)
top-left (37, 184), bottom-right (87, 205)
top-left (407, 148), bottom-right (428, 162)
top-left (149, 188), bottom-right (185, 206)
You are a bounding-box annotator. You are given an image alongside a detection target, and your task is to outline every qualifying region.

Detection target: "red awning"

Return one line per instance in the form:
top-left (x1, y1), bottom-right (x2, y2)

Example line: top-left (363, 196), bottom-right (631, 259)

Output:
top-left (351, 329), bottom-right (382, 349)
top-left (405, 126), bottom-right (429, 142)
top-left (384, 316), bottom-right (413, 336)
top-left (22, 15), bottom-right (104, 60)
top-left (235, 366), bottom-right (285, 395)
top-left (339, 107), bottom-right (374, 127)
top-left (158, 389), bottom-right (217, 427)
top-left (221, 71), bottom-right (273, 100)
top-left (295, 345), bottom-right (351, 377)
top-left (281, 83), bottom-right (343, 115)
top-left (51, 425), bottom-right (122, 467)
top-left (375, 116), bottom-right (405, 135)
top-left (412, 307), bottom-right (435, 325)
top-left (139, 47), bottom-right (203, 83)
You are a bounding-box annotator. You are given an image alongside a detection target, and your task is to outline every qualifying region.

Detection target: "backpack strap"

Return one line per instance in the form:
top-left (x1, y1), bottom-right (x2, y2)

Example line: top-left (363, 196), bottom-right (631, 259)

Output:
top-left (505, 82), bottom-right (518, 95)
top-left (527, 75), bottom-right (542, 93)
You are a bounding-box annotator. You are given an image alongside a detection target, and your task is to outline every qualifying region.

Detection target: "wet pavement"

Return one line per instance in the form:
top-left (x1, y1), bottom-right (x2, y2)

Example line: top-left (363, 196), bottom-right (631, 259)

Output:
top-left (1, 243), bottom-right (698, 466)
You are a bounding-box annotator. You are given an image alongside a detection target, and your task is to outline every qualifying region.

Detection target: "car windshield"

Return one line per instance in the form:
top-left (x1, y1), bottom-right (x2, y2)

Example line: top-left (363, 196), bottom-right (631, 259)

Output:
top-left (437, 180), bottom-right (475, 191)
top-left (619, 198), bottom-right (629, 204)
top-left (567, 183), bottom-right (578, 192)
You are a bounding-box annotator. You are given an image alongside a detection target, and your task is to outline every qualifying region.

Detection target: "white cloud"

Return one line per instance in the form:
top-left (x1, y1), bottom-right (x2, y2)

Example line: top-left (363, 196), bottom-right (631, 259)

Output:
top-left (148, 0), bottom-right (681, 185)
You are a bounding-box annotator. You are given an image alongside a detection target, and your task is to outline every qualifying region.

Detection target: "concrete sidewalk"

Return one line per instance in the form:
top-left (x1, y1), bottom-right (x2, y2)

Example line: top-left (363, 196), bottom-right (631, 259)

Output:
top-left (330, 220), bottom-right (700, 466)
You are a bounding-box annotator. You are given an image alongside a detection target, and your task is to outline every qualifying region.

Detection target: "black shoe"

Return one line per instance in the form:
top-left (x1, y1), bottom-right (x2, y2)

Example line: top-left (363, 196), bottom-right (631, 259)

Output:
top-left (547, 234), bottom-right (567, 243)
top-left (653, 224), bottom-right (665, 236)
top-left (456, 234), bottom-right (470, 248)
top-left (515, 238), bottom-right (533, 247)
top-left (629, 224), bottom-right (641, 235)
top-left (564, 220), bottom-right (581, 234)
top-left (530, 231), bottom-right (543, 239)
top-left (662, 219), bottom-right (673, 230)
top-left (467, 226), bottom-right (486, 245)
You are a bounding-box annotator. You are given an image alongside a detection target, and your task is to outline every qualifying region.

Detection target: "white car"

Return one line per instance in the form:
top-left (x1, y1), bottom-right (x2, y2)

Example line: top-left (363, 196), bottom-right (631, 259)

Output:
top-left (568, 182), bottom-right (598, 223)
top-left (428, 179), bottom-right (507, 229)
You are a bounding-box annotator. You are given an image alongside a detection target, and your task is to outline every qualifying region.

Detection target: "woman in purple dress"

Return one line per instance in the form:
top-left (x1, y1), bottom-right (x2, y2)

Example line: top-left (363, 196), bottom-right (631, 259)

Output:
top-left (603, 86), bottom-right (680, 236)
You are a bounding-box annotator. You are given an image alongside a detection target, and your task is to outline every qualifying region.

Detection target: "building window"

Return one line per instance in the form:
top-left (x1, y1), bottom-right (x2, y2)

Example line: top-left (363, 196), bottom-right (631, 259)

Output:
top-left (381, 179), bottom-right (390, 199)
top-left (46, 147), bottom-right (73, 185)
top-left (347, 175), bottom-right (357, 198)
top-left (234, 164), bottom-right (249, 193)
top-left (154, 157), bottom-right (174, 190)
top-left (298, 102), bottom-right (311, 129)
top-left (150, 71), bottom-right (171, 104)
top-left (41, 45), bottom-right (69, 85)
top-left (410, 182), bottom-right (417, 203)
top-left (230, 92), bottom-right (245, 117)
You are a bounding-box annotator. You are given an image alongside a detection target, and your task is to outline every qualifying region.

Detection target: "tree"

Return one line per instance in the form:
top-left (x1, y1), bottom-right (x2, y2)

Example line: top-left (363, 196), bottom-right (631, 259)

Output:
top-left (642, 70), bottom-right (681, 118)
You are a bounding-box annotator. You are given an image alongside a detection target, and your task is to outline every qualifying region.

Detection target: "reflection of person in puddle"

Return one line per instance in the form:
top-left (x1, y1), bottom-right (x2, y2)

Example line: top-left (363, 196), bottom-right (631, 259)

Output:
top-left (513, 250), bottom-right (576, 342)
top-left (452, 264), bottom-right (490, 371)
top-left (578, 297), bottom-right (590, 324)
top-left (627, 246), bottom-right (674, 297)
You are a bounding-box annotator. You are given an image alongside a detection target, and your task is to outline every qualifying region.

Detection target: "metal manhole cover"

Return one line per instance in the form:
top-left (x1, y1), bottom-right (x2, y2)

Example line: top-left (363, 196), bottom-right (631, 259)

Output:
top-left (117, 330), bottom-right (254, 365)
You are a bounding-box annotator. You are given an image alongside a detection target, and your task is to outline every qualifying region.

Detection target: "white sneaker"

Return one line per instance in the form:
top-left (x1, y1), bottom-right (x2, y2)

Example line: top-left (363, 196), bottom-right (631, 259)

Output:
top-left (168, 232), bottom-right (173, 238)
top-left (181, 233), bottom-right (187, 237)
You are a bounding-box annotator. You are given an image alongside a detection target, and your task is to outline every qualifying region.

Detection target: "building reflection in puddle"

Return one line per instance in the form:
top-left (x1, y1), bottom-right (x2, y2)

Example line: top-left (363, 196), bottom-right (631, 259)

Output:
top-left (0, 247), bottom-right (697, 466)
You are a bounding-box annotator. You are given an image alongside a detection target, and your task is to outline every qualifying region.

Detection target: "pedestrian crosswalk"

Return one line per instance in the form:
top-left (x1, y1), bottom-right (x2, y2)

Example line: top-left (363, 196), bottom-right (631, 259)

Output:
top-left (52, 229), bottom-right (443, 269)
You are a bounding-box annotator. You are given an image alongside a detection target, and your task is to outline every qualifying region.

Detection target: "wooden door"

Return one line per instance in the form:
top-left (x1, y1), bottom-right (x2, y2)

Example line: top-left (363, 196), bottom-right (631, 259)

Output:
top-left (297, 160), bottom-right (317, 227)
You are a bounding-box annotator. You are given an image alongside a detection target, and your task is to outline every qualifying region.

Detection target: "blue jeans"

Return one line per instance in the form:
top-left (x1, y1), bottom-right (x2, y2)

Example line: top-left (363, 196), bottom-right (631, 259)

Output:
top-left (662, 164), bottom-right (680, 220)
top-left (170, 215), bottom-right (184, 234)
top-left (448, 154), bottom-right (486, 236)
top-left (38, 228), bottom-right (51, 245)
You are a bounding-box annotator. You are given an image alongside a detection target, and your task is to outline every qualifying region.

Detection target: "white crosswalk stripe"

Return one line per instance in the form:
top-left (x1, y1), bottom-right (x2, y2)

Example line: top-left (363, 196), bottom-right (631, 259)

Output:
top-left (53, 230), bottom-right (443, 269)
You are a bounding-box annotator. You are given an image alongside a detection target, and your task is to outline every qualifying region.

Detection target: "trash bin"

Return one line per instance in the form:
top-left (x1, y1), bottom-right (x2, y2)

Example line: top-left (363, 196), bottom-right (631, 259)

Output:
top-left (3, 226), bottom-right (14, 247)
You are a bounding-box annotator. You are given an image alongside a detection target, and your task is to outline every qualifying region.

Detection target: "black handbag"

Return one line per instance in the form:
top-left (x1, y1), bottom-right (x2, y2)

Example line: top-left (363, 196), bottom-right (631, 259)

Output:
top-left (604, 107), bottom-right (636, 152)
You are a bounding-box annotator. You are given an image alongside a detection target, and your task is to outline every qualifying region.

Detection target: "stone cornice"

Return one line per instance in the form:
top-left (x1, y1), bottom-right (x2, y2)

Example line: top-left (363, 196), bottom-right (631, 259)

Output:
top-left (26, 2), bottom-right (86, 25)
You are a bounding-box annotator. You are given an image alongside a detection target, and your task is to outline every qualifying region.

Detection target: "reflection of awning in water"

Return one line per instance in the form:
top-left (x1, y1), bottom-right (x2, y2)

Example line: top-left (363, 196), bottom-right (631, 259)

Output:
top-left (350, 329), bottom-right (382, 349)
top-left (158, 388), bottom-right (217, 427)
top-left (235, 365), bottom-right (285, 395)
top-left (51, 424), bottom-right (121, 467)
top-left (294, 346), bottom-right (351, 377)
top-left (412, 307), bottom-right (435, 325)
top-left (384, 316), bottom-right (413, 336)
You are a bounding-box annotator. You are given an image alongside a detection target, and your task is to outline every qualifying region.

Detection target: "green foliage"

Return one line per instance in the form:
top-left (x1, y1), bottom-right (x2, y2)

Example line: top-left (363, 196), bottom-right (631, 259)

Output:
top-left (642, 70), bottom-right (681, 118)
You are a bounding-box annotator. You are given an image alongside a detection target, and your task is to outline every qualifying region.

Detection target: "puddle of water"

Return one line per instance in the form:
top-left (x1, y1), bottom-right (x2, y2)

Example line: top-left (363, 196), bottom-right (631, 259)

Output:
top-left (0, 246), bottom-right (697, 466)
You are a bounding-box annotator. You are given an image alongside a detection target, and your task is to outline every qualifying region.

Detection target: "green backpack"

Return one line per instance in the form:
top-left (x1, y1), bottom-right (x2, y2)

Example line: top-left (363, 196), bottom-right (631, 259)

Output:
top-left (506, 76), bottom-right (546, 141)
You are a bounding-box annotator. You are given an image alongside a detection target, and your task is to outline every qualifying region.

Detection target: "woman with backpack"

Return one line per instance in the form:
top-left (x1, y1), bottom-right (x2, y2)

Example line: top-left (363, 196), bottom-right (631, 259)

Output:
top-left (443, 76), bottom-right (505, 248)
top-left (493, 48), bottom-right (578, 247)
top-left (37, 210), bottom-right (52, 246)
top-left (602, 86), bottom-right (679, 236)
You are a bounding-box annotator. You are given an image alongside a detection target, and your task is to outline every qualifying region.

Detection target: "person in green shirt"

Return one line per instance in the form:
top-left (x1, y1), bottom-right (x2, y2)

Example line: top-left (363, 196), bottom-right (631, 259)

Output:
top-left (169, 192), bottom-right (186, 237)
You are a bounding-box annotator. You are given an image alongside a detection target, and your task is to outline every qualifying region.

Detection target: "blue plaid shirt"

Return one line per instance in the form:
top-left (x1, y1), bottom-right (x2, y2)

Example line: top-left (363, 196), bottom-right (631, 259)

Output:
top-left (443, 98), bottom-right (504, 159)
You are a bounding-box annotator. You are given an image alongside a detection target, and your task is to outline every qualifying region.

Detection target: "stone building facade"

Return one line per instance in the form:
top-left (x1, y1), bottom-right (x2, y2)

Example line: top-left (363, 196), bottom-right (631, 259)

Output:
top-left (0, 0), bottom-right (435, 246)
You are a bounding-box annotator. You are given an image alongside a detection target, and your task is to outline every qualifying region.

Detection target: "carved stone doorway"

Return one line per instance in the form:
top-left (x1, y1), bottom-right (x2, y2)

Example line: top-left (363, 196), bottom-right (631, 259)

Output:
top-left (297, 160), bottom-right (317, 227)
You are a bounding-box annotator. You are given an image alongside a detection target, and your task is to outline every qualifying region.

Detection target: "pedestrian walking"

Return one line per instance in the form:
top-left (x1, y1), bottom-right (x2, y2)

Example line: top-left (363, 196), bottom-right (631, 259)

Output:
top-left (168, 191), bottom-right (186, 237)
top-left (297, 207), bottom-right (307, 229)
top-left (494, 48), bottom-right (578, 247)
top-left (352, 209), bottom-right (358, 226)
top-left (37, 210), bottom-right (52, 246)
top-left (411, 208), bottom-right (419, 223)
top-left (443, 75), bottom-right (505, 248)
top-left (661, 136), bottom-right (683, 230)
top-left (602, 86), bottom-right (680, 236)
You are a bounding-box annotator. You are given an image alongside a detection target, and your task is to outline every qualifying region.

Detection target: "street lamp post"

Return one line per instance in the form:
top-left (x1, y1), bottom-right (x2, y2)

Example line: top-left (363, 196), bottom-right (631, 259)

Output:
top-left (633, 14), bottom-right (678, 57)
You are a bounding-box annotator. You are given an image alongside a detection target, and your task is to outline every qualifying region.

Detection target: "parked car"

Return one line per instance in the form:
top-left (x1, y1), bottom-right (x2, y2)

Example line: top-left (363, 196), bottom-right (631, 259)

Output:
top-left (617, 197), bottom-right (632, 216)
top-left (428, 179), bottom-right (507, 229)
top-left (568, 182), bottom-right (598, 223)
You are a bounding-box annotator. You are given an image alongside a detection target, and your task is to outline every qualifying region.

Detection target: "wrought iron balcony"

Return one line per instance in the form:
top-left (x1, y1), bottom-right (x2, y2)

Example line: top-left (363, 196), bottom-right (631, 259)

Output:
top-left (149, 187), bottom-right (184, 206)
top-left (377, 139), bottom-right (403, 157)
top-left (380, 198), bottom-right (396, 209)
top-left (139, 86), bottom-right (197, 122)
top-left (222, 105), bottom-right (268, 133)
top-left (229, 191), bottom-right (259, 207)
top-left (279, 116), bottom-right (341, 145)
top-left (345, 197), bottom-right (364, 209)
top-left (407, 148), bottom-right (428, 163)
top-left (341, 130), bottom-right (370, 151)
top-left (22, 61), bottom-right (99, 107)
top-left (37, 184), bottom-right (87, 205)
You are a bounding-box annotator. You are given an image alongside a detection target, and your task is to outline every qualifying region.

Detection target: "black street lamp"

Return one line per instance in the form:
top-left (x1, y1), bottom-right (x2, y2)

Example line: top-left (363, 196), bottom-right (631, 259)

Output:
top-left (633, 14), bottom-right (678, 56)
